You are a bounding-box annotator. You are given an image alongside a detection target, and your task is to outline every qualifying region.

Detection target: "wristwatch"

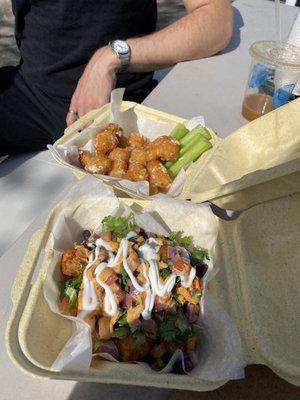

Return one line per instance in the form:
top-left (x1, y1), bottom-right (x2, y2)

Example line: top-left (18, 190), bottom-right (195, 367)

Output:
top-left (109, 40), bottom-right (131, 73)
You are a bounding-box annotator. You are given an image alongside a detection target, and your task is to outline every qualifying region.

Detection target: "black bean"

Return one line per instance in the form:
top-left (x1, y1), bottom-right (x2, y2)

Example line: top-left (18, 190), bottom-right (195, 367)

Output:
top-left (82, 230), bottom-right (91, 242)
top-left (196, 263), bottom-right (208, 278)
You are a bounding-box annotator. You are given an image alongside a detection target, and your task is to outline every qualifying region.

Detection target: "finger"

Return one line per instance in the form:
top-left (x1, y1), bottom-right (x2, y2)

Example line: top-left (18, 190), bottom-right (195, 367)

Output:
top-left (66, 94), bottom-right (79, 126)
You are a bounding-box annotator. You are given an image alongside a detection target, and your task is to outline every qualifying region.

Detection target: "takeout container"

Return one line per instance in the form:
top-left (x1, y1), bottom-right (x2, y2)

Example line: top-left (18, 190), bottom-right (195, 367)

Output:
top-left (6, 99), bottom-right (300, 391)
top-left (50, 96), bottom-right (300, 205)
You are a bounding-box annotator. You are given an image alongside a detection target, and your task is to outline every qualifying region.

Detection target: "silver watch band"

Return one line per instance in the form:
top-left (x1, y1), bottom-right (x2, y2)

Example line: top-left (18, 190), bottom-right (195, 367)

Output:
top-left (110, 40), bottom-right (131, 73)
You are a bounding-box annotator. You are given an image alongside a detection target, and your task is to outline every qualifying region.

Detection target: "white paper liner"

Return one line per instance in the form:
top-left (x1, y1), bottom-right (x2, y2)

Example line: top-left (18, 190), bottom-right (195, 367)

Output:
top-left (42, 177), bottom-right (245, 380)
top-left (48, 88), bottom-right (208, 197)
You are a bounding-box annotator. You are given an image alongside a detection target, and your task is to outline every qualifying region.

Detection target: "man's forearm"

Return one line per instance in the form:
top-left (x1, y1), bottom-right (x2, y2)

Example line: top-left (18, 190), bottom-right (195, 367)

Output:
top-left (126, 0), bottom-right (233, 73)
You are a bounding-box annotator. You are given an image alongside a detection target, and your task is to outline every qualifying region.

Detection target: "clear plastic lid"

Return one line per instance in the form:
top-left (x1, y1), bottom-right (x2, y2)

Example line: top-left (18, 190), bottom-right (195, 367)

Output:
top-left (250, 40), bottom-right (300, 69)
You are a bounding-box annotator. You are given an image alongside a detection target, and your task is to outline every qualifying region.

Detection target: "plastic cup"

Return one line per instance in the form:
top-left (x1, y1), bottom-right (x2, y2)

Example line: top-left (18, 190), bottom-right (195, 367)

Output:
top-left (242, 40), bottom-right (300, 121)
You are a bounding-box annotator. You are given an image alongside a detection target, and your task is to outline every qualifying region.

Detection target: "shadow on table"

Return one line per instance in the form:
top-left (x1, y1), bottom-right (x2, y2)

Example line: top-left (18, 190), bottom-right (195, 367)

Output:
top-left (222, 6), bottom-right (244, 54)
top-left (0, 152), bottom-right (38, 178)
top-left (67, 382), bottom-right (171, 400)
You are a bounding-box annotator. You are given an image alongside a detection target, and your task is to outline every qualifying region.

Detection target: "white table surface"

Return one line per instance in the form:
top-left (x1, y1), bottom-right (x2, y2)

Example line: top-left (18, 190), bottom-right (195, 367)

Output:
top-left (0, 1), bottom-right (298, 400)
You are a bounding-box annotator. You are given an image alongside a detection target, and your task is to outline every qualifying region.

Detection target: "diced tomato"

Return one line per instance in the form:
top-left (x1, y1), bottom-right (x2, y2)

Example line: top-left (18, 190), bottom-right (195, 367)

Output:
top-left (173, 259), bottom-right (189, 273)
top-left (58, 297), bottom-right (70, 314)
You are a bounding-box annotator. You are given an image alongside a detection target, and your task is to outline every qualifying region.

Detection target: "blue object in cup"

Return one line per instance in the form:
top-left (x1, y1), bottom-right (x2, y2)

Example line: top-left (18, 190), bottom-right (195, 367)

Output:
top-left (249, 64), bottom-right (271, 89)
top-left (272, 83), bottom-right (295, 108)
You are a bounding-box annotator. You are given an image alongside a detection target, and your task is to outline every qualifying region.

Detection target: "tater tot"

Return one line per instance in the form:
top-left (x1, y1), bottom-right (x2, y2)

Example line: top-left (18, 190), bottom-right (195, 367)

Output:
top-left (125, 163), bottom-right (149, 182)
top-left (79, 151), bottom-right (112, 175)
top-left (128, 133), bottom-right (148, 149)
top-left (94, 131), bottom-right (119, 156)
top-left (146, 135), bottom-right (179, 162)
top-left (109, 159), bottom-right (127, 178)
top-left (103, 122), bottom-right (123, 138)
top-left (108, 147), bottom-right (130, 162)
top-left (147, 160), bottom-right (172, 191)
top-left (129, 148), bottom-right (147, 166)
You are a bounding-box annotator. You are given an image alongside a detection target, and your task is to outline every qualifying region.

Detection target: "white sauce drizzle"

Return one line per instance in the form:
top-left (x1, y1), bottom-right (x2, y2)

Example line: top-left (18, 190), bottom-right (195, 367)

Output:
top-left (79, 235), bottom-right (197, 321)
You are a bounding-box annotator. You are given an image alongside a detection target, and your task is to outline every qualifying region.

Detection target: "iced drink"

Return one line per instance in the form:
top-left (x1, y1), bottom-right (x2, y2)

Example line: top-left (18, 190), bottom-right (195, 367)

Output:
top-left (242, 41), bottom-right (300, 121)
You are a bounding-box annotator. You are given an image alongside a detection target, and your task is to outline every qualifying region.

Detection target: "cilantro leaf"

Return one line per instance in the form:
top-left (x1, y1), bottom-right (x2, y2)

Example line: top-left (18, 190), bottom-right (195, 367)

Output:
top-left (101, 213), bottom-right (134, 236)
top-left (179, 236), bottom-right (191, 247)
top-left (168, 231), bottom-right (178, 241)
top-left (112, 326), bottom-right (130, 338)
top-left (159, 267), bottom-right (172, 280)
top-left (119, 264), bottom-right (130, 293)
top-left (116, 312), bottom-right (128, 327)
top-left (132, 330), bottom-right (146, 346)
top-left (190, 249), bottom-right (210, 266)
top-left (158, 314), bottom-right (178, 342)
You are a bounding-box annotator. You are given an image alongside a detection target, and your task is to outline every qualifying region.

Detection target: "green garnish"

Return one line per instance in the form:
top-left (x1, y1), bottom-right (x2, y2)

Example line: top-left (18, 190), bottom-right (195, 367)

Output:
top-left (112, 326), bottom-right (130, 338)
top-left (179, 236), bottom-right (191, 247)
top-left (101, 213), bottom-right (134, 236)
top-left (168, 231), bottom-right (178, 241)
top-left (158, 314), bottom-right (178, 342)
top-left (191, 324), bottom-right (201, 336)
top-left (93, 339), bottom-right (102, 351)
top-left (160, 267), bottom-right (172, 280)
top-left (116, 312), bottom-right (128, 327)
top-left (60, 272), bottom-right (83, 308)
top-left (132, 330), bottom-right (146, 346)
top-left (119, 264), bottom-right (130, 293)
top-left (175, 315), bottom-right (189, 333)
top-left (189, 249), bottom-right (210, 266)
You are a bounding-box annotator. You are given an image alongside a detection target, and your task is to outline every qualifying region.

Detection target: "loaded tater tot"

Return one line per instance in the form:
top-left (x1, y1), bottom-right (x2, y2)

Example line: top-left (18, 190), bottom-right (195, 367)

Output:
top-left (125, 163), bottom-right (149, 182)
top-left (147, 160), bottom-right (172, 192)
top-left (146, 135), bottom-right (179, 162)
top-left (108, 147), bottom-right (130, 163)
top-left (129, 148), bottom-right (147, 166)
top-left (61, 244), bottom-right (90, 277)
top-left (109, 159), bottom-right (127, 178)
top-left (128, 133), bottom-right (148, 149)
top-left (79, 151), bottom-right (112, 175)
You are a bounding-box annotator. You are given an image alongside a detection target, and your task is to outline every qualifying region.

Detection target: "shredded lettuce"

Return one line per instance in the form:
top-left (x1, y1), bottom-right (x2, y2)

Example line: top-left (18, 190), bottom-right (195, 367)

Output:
top-left (168, 231), bottom-right (178, 241)
top-left (179, 236), bottom-right (191, 247)
top-left (101, 213), bottom-right (134, 236)
top-left (60, 272), bottom-right (83, 308)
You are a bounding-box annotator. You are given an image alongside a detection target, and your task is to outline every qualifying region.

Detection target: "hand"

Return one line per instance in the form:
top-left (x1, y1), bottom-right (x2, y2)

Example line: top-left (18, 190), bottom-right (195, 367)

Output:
top-left (66, 46), bottom-right (120, 126)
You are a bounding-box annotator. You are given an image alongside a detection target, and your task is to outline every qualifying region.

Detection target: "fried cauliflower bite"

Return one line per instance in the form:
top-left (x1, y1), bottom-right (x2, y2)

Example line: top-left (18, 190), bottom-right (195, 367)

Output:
top-left (129, 148), bottom-right (147, 166)
top-left (108, 147), bottom-right (130, 162)
top-left (115, 335), bottom-right (153, 361)
top-left (125, 163), bottom-right (149, 182)
top-left (94, 131), bottom-right (119, 156)
top-left (146, 160), bottom-right (172, 192)
top-left (61, 244), bottom-right (90, 277)
top-left (146, 135), bottom-right (179, 162)
top-left (79, 151), bottom-right (112, 175)
top-left (128, 133), bottom-right (148, 149)
top-left (109, 159), bottom-right (127, 178)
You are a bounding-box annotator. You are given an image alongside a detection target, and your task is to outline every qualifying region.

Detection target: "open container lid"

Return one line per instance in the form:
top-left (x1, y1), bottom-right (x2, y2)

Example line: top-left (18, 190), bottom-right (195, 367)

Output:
top-left (6, 99), bottom-right (300, 390)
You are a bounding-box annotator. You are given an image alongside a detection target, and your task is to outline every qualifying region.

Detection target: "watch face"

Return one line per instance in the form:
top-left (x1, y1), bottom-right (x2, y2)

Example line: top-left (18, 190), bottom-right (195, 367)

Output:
top-left (113, 40), bottom-right (129, 55)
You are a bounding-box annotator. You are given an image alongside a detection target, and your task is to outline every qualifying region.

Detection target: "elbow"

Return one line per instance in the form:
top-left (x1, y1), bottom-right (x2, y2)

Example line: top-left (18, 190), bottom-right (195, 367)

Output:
top-left (216, 16), bottom-right (233, 53)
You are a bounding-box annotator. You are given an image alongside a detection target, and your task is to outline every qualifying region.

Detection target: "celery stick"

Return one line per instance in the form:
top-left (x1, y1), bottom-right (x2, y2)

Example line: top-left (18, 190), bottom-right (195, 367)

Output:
top-left (165, 132), bottom-right (209, 169)
top-left (180, 135), bottom-right (201, 156)
top-left (180, 125), bottom-right (211, 146)
top-left (168, 138), bottom-right (212, 178)
top-left (165, 159), bottom-right (175, 169)
top-left (170, 123), bottom-right (189, 141)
